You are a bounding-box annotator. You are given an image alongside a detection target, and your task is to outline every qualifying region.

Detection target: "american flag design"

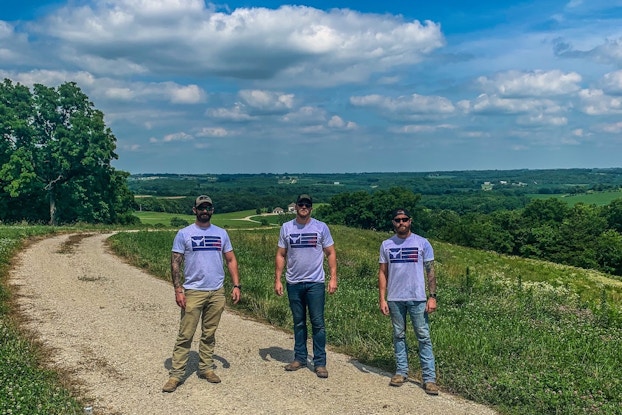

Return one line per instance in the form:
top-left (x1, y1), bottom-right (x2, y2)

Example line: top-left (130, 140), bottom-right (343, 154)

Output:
top-left (191, 236), bottom-right (222, 251)
top-left (389, 247), bottom-right (419, 263)
top-left (289, 233), bottom-right (318, 248)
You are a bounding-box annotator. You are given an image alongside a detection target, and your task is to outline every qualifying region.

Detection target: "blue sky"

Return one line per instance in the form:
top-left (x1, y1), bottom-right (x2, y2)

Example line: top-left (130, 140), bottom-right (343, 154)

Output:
top-left (2, 0), bottom-right (622, 174)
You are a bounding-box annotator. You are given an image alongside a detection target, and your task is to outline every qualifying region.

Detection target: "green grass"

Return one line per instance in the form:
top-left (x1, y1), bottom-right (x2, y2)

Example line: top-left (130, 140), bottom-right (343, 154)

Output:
top-left (134, 210), bottom-right (274, 228)
top-left (0, 226), bottom-right (83, 415)
top-left (529, 190), bottom-right (622, 206)
top-left (108, 226), bottom-right (622, 415)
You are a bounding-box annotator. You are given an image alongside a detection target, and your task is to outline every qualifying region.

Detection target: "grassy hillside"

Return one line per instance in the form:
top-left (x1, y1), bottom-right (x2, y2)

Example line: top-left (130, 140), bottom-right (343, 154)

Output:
top-left (108, 226), bottom-right (622, 415)
top-left (2, 221), bottom-right (620, 414)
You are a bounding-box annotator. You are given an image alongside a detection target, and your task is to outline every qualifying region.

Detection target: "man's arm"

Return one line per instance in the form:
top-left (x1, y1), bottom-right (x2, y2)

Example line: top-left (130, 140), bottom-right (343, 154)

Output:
top-left (424, 260), bottom-right (437, 313)
top-left (224, 250), bottom-right (241, 304)
top-left (378, 262), bottom-right (389, 316)
top-left (324, 245), bottom-right (338, 294)
top-left (171, 252), bottom-right (186, 308)
top-left (274, 247), bottom-right (287, 296)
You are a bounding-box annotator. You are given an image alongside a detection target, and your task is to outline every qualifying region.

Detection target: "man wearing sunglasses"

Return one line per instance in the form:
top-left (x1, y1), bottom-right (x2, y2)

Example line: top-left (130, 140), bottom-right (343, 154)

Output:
top-left (378, 208), bottom-right (439, 395)
top-left (163, 195), bottom-right (241, 393)
top-left (275, 193), bottom-right (338, 379)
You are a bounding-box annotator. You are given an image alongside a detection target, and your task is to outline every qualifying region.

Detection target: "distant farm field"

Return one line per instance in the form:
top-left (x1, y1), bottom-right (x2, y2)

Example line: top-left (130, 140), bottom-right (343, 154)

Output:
top-left (134, 210), bottom-right (273, 228)
top-left (529, 190), bottom-right (622, 206)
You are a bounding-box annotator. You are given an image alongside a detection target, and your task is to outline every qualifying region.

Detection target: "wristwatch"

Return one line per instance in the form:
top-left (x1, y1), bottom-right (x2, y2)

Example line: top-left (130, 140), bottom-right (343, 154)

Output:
top-left (428, 293), bottom-right (437, 299)
top-left (233, 285), bottom-right (242, 290)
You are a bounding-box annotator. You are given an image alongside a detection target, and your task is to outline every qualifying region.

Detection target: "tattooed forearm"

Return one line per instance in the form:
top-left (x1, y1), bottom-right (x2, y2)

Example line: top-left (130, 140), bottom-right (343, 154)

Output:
top-left (171, 252), bottom-right (184, 289)
top-left (424, 260), bottom-right (436, 294)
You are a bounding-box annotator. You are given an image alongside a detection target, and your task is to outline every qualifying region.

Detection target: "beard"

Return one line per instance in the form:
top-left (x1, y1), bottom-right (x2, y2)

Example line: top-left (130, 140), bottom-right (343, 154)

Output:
top-left (196, 212), bottom-right (212, 223)
top-left (395, 226), bottom-right (410, 237)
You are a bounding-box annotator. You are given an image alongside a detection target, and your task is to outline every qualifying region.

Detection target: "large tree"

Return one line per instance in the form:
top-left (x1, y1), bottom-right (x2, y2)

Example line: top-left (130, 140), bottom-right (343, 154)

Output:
top-left (0, 79), bottom-right (135, 225)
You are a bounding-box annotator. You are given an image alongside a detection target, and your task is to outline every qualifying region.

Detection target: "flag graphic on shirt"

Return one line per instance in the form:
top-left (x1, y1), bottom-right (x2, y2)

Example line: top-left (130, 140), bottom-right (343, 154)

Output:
top-left (389, 247), bottom-right (419, 263)
top-left (289, 233), bottom-right (318, 248)
top-left (191, 236), bottom-right (222, 251)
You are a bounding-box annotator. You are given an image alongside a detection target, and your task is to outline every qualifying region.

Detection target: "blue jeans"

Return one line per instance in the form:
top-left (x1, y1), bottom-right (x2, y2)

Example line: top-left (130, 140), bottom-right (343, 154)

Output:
top-left (388, 301), bottom-right (436, 383)
top-left (286, 282), bottom-right (326, 367)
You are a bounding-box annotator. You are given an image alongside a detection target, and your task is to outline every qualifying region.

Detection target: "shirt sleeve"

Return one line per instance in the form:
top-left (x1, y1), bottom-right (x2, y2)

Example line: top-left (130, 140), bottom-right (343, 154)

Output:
top-left (379, 240), bottom-right (388, 264)
top-left (172, 229), bottom-right (185, 254)
top-left (222, 230), bottom-right (233, 253)
top-left (321, 222), bottom-right (334, 248)
top-left (277, 223), bottom-right (288, 249)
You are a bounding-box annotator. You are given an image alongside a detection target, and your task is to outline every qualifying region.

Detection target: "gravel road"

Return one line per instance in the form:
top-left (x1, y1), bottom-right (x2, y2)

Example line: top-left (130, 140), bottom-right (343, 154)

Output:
top-left (10, 232), bottom-right (498, 415)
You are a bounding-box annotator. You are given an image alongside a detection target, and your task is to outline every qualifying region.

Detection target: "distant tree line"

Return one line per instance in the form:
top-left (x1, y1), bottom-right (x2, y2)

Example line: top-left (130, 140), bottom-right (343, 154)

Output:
top-left (314, 188), bottom-right (622, 277)
top-left (0, 79), bottom-right (136, 225)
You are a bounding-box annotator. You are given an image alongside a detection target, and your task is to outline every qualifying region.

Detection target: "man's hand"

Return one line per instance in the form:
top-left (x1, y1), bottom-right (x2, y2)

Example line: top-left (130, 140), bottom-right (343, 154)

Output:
top-left (426, 297), bottom-right (437, 313)
top-left (274, 279), bottom-right (284, 296)
top-left (175, 291), bottom-right (186, 309)
top-left (379, 299), bottom-right (389, 316)
top-left (231, 287), bottom-right (241, 304)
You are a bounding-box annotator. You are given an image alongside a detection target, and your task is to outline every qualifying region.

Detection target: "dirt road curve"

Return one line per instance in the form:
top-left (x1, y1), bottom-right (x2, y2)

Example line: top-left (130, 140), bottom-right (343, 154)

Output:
top-left (10, 233), bottom-right (498, 415)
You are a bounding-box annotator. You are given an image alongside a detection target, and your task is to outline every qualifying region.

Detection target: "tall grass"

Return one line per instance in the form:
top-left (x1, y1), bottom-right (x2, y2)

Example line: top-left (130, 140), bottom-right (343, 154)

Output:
top-left (0, 226), bottom-right (83, 415)
top-left (109, 226), bottom-right (622, 415)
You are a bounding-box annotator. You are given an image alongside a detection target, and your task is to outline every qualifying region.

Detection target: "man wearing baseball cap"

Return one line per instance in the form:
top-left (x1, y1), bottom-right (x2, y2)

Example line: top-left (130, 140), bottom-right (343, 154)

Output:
top-left (275, 193), bottom-right (338, 379)
top-left (378, 208), bottom-right (439, 395)
top-left (163, 195), bottom-right (241, 392)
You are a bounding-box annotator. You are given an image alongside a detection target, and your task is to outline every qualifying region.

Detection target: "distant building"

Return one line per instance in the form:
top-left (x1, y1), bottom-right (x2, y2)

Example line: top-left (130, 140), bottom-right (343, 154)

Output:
top-left (288, 203), bottom-right (296, 213)
top-left (272, 207), bottom-right (284, 214)
top-left (481, 182), bottom-right (494, 191)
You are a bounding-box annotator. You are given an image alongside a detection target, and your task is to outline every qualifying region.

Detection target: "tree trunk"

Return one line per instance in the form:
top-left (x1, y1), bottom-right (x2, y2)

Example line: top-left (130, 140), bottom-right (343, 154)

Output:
top-left (49, 189), bottom-right (57, 226)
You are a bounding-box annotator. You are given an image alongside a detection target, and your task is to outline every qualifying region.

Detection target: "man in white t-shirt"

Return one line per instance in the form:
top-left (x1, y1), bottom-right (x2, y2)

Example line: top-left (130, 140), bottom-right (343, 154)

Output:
top-left (378, 208), bottom-right (439, 395)
top-left (275, 194), bottom-right (338, 379)
top-left (162, 195), bottom-right (241, 393)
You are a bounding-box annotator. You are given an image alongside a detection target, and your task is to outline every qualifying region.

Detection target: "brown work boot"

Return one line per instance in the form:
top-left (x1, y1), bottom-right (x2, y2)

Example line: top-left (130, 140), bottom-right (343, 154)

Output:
top-left (389, 374), bottom-right (408, 387)
top-left (423, 382), bottom-right (439, 395)
top-left (162, 377), bottom-right (180, 393)
top-left (314, 366), bottom-right (328, 378)
top-left (199, 370), bottom-right (221, 383)
top-left (284, 360), bottom-right (306, 371)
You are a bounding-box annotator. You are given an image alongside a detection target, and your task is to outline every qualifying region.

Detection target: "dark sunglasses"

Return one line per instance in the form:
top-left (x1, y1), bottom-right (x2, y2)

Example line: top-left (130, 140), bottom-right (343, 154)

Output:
top-left (196, 205), bottom-right (214, 211)
top-left (297, 202), bottom-right (312, 208)
top-left (393, 217), bottom-right (410, 223)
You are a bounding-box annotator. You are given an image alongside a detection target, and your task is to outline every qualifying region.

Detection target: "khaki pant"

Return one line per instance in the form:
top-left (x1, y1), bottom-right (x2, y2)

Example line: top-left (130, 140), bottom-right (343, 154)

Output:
top-left (169, 287), bottom-right (225, 379)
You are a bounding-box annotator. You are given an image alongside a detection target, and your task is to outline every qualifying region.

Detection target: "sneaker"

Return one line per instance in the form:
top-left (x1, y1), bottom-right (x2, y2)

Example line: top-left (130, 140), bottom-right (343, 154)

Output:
top-left (284, 361), bottom-right (306, 371)
top-left (162, 378), bottom-right (180, 393)
top-left (314, 366), bottom-right (328, 378)
top-left (389, 374), bottom-right (408, 387)
top-left (199, 370), bottom-right (221, 383)
top-left (423, 382), bottom-right (439, 395)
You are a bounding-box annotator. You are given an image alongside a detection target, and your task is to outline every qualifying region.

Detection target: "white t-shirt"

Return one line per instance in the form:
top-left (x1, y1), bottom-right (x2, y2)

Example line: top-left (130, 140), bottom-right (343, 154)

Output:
top-left (172, 223), bottom-right (233, 291)
top-left (379, 233), bottom-right (434, 302)
top-left (278, 218), bottom-right (334, 284)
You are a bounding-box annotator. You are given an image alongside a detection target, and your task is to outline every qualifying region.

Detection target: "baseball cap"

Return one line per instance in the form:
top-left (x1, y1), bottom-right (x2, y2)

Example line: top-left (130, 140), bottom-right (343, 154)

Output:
top-left (195, 195), bottom-right (213, 207)
top-left (391, 208), bottom-right (411, 219)
top-left (296, 194), bottom-right (313, 204)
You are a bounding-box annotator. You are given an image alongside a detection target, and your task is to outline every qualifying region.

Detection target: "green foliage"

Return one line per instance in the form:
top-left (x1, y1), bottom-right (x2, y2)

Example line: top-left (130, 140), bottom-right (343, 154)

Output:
top-left (315, 187), bottom-right (422, 231)
top-left (530, 190), bottom-right (622, 206)
top-left (109, 226), bottom-right (622, 415)
top-left (0, 79), bottom-right (135, 225)
top-left (127, 169), bottom-right (622, 204)
top-left (170, 217), bottom-right (190, 227)
top-left (0, 322), bottom-right (83, 415)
